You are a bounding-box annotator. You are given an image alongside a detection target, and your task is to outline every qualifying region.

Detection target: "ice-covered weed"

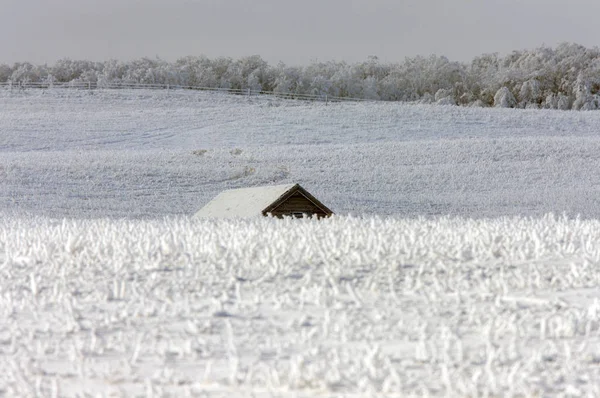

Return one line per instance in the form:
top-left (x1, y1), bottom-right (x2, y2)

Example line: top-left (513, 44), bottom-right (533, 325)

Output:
top-left (2, 214), bottom-right (600, 396)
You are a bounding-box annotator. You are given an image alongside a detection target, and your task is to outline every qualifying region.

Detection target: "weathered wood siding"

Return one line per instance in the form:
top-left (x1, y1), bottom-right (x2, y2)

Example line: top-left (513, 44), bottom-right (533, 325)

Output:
top-left (268, 192), bottom-right (329, 218)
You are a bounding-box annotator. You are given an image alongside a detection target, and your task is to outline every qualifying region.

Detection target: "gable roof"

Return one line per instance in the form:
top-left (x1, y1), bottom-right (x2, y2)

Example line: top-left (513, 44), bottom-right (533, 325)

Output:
top-left (194, 183), bottom-right (332, 219)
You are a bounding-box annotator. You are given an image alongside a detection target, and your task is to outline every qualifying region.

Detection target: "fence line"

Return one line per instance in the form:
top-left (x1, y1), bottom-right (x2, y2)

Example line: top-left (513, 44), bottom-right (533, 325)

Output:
top-left (0, 81), bottom-right (378, 103)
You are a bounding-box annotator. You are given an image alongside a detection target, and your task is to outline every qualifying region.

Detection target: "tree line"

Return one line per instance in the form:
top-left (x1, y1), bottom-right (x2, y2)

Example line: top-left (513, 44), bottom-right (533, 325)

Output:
top-left (2, 42), bottom-right (599, 110)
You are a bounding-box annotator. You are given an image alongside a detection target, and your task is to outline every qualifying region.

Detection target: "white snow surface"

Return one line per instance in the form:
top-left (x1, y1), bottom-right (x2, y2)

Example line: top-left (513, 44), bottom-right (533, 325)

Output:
top-left (194, 184), bottom-right (297, 219)
top-left (3, 214), bottom-right (600, 397)
top-left (3, 88), bottom-right (600, 219)
top-left (3, 89), bottom-right (600, 396)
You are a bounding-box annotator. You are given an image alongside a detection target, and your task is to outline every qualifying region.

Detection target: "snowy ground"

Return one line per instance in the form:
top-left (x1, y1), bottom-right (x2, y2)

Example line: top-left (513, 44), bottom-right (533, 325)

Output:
top-left (4, 215), bottom-right (600, 397)
top-left (3, 88), bottom-right (600, 219)
top-left (3, 88), bottom-right (600, 396)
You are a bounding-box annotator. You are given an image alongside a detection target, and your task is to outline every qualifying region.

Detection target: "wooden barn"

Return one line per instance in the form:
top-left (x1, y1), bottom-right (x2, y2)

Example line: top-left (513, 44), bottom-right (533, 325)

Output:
top-left (194, 183), bottom-right (333, 219)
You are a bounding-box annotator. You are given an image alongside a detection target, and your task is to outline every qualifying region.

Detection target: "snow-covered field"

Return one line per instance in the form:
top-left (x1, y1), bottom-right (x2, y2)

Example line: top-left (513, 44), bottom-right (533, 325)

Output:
top-left (3, 88), bottom-right (600, 219)
top-left (3, 88), bottom-right (600, 396)
top-left (4, 215), bottom-right (600, 397)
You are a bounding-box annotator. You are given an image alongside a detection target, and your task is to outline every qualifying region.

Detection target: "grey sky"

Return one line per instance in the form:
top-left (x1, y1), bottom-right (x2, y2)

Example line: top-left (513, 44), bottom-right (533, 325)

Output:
top-left (2, 0), bottom-right (599, 65)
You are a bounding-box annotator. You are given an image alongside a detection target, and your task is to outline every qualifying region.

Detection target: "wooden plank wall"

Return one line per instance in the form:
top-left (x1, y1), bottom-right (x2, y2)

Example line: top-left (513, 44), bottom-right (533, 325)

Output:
top-left (269, 192), bottom-right (329, 218)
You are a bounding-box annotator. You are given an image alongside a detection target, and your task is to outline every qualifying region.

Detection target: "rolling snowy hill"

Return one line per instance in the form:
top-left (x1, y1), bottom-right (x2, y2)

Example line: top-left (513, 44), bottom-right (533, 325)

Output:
top-left (3, 88), bottom-right (600, 397)
top-left (2, 88), bottom-right (600, 219)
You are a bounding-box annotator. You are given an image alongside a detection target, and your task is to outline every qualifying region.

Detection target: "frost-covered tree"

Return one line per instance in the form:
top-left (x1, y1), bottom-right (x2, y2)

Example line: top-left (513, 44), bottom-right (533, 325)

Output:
top-left (519, 79), bottom-right (542, 108)
top-left (51, 59), bottom-right (100, 83)
top-left (435, 88), bottom-right (454, 105)
top-left (4, 43), bottom-right (600, 110)
top-left (467, 53), bottom-right (499, 101)
top-left (97, 59), bottom-right (126, 87)
top-left (304, 61), bottom-right (345, 97)
top-left (273, 63), bottom-right (306, 96)
top-left (557, 94), bottom-right (571, 110)
top-left (361, 76), bottom-right (380, 100)
top-left (10, 62), bottom-right (47, 83)
top-left (310, 75), bottom-right (333, 97)
top-left (247, 70), bottom-right (262, 92)
top-left (222, 55), bottom-right (271, 91)
top-left (121, 57), bottom-right (166, 85)
top-left (71, 70), bottom-right (98, 86)
top-left (573, 79), bottom-right (599, 110)
top-left (494, 87), bottom-right (517, 108)
top-left (332, 65), bottom-right (360, 97)
top-left (272, 66), bottom-right (291, 95)
top-left (0, 64), bottom-right (12, 82)
top-left (378, 73), bottom-right (409, 101)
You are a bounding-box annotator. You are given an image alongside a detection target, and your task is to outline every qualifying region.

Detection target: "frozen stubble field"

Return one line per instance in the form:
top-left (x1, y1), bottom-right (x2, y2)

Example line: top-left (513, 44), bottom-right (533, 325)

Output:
top-left (3, 89), bottom-right (600, 396)
top-left (3, 215), bottom-right (600, 396)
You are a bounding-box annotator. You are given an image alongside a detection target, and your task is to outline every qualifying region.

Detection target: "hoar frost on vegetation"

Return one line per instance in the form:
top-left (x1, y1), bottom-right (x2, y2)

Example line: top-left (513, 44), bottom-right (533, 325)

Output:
top-left (2, 214), bottom-right (600, 396)
top-left (2, 42), bottom-right (600, 109)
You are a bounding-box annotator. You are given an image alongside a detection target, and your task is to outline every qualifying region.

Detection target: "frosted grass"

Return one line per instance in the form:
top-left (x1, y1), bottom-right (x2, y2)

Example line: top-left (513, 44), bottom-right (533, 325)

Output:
top-left (2, 214), bottom-right (600, 396)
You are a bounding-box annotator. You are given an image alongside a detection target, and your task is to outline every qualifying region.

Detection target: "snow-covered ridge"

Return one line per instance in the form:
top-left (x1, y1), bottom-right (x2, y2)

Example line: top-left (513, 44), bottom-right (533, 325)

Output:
top-left (2, 214), bottom-right (600, 396)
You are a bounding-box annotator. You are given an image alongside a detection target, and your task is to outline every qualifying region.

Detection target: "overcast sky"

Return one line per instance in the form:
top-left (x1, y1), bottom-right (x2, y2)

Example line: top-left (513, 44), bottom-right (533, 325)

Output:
top-left (2, 0), bottom-right (599, 66)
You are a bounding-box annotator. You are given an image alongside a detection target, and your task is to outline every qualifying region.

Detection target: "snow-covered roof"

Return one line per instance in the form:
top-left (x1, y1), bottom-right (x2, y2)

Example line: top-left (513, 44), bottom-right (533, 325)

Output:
top-left (194, 184), bottom-right (299, 219)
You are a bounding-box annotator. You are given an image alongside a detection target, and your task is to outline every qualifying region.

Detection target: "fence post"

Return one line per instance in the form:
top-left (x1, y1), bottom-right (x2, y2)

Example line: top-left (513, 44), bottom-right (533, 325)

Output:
top-left (325, 95), bottom-right (328, 106)
top-left (248, 88), bottom-right (251, 97)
